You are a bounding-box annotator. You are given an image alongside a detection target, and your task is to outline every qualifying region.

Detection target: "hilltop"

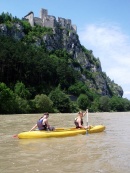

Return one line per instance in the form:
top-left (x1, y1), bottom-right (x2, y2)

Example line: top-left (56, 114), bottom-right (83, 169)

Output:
top-left (0, 10), bottom-right (129, 114)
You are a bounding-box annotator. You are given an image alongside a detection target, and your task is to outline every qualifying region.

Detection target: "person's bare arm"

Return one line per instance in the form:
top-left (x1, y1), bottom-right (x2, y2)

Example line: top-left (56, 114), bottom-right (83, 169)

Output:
top-left (29, 124), bottom-right (37, 131)
top-left (83, 110), bottom-right (87, 117)
top-left (77, 118), bottom-right (88, 129)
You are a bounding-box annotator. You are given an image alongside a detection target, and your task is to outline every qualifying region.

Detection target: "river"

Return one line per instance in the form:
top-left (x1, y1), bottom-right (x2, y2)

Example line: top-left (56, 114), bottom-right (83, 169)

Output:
top-left (0, 112), bottom-right (130, 173)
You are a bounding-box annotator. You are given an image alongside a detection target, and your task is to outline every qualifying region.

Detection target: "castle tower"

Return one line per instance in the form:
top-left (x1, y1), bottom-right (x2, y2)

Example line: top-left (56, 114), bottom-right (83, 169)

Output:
top-left (40, 8), bottom-right (48, 19)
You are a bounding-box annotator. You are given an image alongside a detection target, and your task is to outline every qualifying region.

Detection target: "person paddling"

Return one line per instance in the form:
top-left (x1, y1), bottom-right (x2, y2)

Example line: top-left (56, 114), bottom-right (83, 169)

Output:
top-left (29, 113), bottom-right (55, 131)
top-left (74, 111), bottom-right (90, 129)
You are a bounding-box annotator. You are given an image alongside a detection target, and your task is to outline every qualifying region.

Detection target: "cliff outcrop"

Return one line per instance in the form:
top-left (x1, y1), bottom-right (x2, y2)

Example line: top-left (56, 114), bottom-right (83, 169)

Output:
top-left (0, 10), bottom-right (123, 98)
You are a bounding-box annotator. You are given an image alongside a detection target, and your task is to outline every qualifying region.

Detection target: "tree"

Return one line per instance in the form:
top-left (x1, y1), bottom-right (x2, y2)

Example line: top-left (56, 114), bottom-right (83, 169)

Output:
top-left (110, 96), bottom-right (124, 112)
top-left (56, 61), bottom-right (76, 89)
top-left (14, 81), bottom-right (31, 99)
top-left (68, 82), bottom-right (84, 96)
top-left (90, 97), bottom-right (100, 112)
top-left (122, 98), bottom-right (130, 111)
top-left (49, 87), bottom-right (71, 113)
top-left (15, 96), bottom-right (31, 113)
top-left (0, 82), bottom-right (16, 114)
top-left (99, 96), bottom-right (111, 112)
top-left (77, 94), bottom-right (89, 110)
top-left (33, 94), bottom-right (53, 113)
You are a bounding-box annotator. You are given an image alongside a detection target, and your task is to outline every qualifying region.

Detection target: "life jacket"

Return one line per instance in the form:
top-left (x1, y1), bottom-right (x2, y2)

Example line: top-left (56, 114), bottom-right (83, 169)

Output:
top-left (74, 117), bottom-right (83, 128)
top-left (37, 118), bottom-right (47, 130)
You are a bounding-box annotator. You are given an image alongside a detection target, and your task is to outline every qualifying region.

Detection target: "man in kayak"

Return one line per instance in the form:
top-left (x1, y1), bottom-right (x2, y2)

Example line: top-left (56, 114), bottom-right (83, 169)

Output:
top-left (29, 113), bottom-right (55, 131)
top-left (74, 111), bottom-right (90, 129)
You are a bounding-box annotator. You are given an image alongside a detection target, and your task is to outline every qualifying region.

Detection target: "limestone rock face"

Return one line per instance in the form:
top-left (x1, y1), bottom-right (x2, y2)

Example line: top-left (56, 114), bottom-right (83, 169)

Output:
top-left (0, 23), bottom-right (25, 40)
top-left (41, 27), bottom-right (123, 97)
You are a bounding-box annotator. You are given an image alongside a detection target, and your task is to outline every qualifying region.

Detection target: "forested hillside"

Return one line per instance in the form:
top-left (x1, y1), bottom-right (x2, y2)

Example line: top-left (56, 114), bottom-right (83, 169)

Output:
top-left (0, 12), bottom-right (130, 114)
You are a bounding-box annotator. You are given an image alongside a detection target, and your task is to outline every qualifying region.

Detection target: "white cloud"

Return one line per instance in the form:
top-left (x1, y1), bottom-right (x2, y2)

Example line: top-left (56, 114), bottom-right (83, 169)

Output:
top-left (124, 91), bottom-right (130, 94)
top-left (78, 23), bottom-right (130, 100)
top-left (124, 91), bottom-right (130, 100)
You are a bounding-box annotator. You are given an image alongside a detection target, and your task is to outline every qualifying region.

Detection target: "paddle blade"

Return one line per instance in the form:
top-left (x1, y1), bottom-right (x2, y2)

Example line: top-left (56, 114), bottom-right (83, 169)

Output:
top-left (12, 134), bottom-right (18, 138)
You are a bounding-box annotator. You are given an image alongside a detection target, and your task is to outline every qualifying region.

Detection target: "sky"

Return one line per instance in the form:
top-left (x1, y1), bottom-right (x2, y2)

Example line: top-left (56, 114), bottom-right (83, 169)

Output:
top-left (0, 0), bottom-right (130, 99)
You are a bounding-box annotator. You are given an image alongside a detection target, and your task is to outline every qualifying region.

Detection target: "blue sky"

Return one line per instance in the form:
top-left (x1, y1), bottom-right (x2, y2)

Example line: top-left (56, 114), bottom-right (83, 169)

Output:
top-left (1, 0), bottom-right (130, 99)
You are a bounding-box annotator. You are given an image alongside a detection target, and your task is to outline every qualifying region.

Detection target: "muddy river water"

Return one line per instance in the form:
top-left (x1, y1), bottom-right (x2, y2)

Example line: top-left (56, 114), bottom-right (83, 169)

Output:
top-left (0, 112), bottom-right (130, 173)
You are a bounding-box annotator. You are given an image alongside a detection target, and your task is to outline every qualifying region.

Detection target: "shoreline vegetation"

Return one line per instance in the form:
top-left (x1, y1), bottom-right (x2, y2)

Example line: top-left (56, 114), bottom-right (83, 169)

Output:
top-left (0, 81), bottom-right (130, 114)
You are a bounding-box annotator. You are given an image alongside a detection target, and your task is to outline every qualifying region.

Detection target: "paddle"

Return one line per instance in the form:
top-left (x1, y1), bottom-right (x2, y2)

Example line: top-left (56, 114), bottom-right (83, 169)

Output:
top-left (86, 109), bottom-right (89, 135)
top-left (13, 131), bottom-right (27, 138)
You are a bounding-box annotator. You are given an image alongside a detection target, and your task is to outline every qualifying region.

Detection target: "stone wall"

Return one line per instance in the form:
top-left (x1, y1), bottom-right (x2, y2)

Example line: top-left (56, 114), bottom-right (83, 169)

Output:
top-left (58, 17), bottom-right (72, 30)
top-left (34, 17), bottom-right (43, 26)
top-left (23, 8), bottom-right (77, 32)
top-left (43, 15), bottom-right (57, 28)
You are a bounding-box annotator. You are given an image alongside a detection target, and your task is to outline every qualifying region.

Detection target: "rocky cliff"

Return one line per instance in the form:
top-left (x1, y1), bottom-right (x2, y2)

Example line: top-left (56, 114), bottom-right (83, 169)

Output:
top-left (0, 21), bottom-right (123, 97)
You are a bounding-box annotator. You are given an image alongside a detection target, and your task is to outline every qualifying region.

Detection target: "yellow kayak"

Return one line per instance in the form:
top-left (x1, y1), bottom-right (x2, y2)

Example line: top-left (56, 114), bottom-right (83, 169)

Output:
top-left (18, 125), bottom-right (105, 139)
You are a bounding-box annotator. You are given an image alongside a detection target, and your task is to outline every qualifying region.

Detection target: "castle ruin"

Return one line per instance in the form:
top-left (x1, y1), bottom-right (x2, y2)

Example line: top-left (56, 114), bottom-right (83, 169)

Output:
top-left (24, 8), bottom-right (77, 32)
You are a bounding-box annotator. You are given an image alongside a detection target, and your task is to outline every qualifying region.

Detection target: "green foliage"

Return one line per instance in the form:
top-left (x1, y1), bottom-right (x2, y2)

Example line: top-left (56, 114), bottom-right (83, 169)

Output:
top-left (109, 96), bottom-right (125, 112)
top-left (81, 46), bottom-right (101, 66)
top-left (5, 21), bottom-right (13, 30)
top-left (68, 81), bottom-right (96, 101)
top-left (0, 83), bottom-right (16, 114)
top-left (49, 49), bottom-right (73, 62)
top-left (56, 61), bottom-right (76, 89)
top-left (32, 25), bottom-right (53, 35)
top-left (33, 94), bottom-right (53, 113)
top-left (0, 12), bottom-right (12, 23)
top-left (81, 46), bottom-right (92, 56)
top-left (98, 96), bottom-right (111, 112)
top-left (68, 82), bottom-right (84, 96)
top-left (69, 102), bottom-right (79, 113)
top-left (23, 25), bottom-right (53, 43)
top-left (77, 94), bottom-right (89, 110)
top-left (122, 98), bottom-right (130, 111)
top-left (49, 87), bottom-right (71, 113)
top-left (85, 87), bottom-right (98, 101)
top-left (21, 20), bottom-right (32, 34)
top-left (95, 58), bottom-right (101, 68)
top-left (83, 69), bottom-right (93, 79)
top-left (14, 81), bottom-right (31, 99)
top-left (89, 98), bottom-right (100, 112)
top-left (72, 61), bottom-right (81, 68)
top-left (15, 96), bottom-right (31, 113)
top-left (0, 12), bottom-right (21, 24)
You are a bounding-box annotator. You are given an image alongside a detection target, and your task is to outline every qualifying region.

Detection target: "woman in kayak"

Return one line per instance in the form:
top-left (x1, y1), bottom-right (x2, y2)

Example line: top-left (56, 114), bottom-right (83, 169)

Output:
top-left (74, 111), bottom-right (90, 129)
top-left (29, 113), bottom-right (55, 131)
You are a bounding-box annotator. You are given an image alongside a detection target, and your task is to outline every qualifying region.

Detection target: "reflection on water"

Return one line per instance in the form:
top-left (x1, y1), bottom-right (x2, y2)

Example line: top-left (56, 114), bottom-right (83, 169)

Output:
top-left (0, 112), bottom-right (130, 173)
